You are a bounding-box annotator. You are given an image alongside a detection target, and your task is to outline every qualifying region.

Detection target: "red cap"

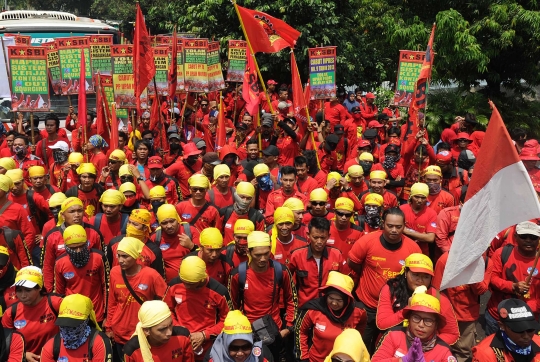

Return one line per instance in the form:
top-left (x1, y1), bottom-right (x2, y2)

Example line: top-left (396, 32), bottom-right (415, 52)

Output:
top-left (455, 132), bottom-right (472, 142)
top-left (357, 139), bottom-right (372, 149)
top-left (219, 145), bottom-right (239, 160)
top-left (268, 80), bottom-right (278, 85)
top-left (148, 156), bottom-right (164, 169)
top-left (183, 143), bottom-right (202, 157)
top-left (368, 120), bottom-right (384, 128)
top-left (436, 151), bottom-right (453, 164)
top-left (388, 138), bottom-right (401, 146)
top-left (520, 147), bottom-right (540, 161)
top-left (365, 92), bottom-right (376, 99)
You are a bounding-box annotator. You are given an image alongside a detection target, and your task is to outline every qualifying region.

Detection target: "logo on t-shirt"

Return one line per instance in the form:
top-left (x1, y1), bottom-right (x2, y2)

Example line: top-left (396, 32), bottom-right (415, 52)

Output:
top-left (13, 320), bottom-right (27, 329)
top-left (138, 284), bottom-right (148, 291)
top-left (164, 186), bottom-right (169, 191)
top-left (528, 267), bottom-right (539, 277)
top-left (327, 239), bottom-right (335, 245)
top-left (430, 222), bottom-right (437, 228)
top-left (175, 295), bottom-right (183, 304)
top-left (181, 213), bottom-right (191, 220)
top-left (58, 357), bottom-right (69, 362)
top-left (274, 254), bottom-right (283, 260)
top-left (315, 322), bottom-right (326, 332)
top-left (172, 348), bottom-right (183, 359)
top-left (160, 244), bottom-right (170, 251)
top-left (399, 260), bottom-right (405, 266)
top-left (58, 244), bottom-right (65, 251)
top-left (225, 223), bottom-right (232, 229)
top-left (252, 347), bottom-right (262, 357)
top-left (63, 272), bottom-right (75, 280)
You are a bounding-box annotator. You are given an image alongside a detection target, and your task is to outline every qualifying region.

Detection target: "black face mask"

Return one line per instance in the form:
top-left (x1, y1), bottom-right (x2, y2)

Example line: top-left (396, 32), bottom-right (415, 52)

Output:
top-left (65, 244), bottom-right (90, 268)
top-left (151, 200), bottom-right (165, 213)
top-left (170, 143), bottom-right (181, 151)
top-left (50, 207), bottom-right (61, 222)
top-left (53, 150), bottom-right (69, 164)
top-left (359, 161), bottom-right (372, 175)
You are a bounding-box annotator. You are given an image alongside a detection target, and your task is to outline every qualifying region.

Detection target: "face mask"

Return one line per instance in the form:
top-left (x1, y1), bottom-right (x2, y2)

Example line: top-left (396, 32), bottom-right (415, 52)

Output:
top-left (60, 319), bottom-right (91, 350)
top-left (124, 195), bottom-right (137, 207)
top-left (185, 157), bottom-right (197, 166)
top-left (50, 207), bottom-right (61, 222)
top-left (364, 205), bottom-right (381, 228)
top-left (382, 155), bottom-right (397, 169)
top-left (224, 158), bottom-right (236, 167)
top-left (258, 174), bottom-right (273, 191)
top-left (149, 173), bottom-right (164, 183)
top-left (13, 146), bottom-right (26, 157)
top-left (359, 161), bottom-right (372, 175)
top-left (53, 150), bottom-right (68, 164)
top-left (427, 182), bottom-right (442, 195)
top-left (145, 139), bottom-right (154, 146)
top-left (170, 143), bottom-right (181, 151)
top-left (233, 192), bottom-right (251, 213)
top-left (126, 223), bottom-right (147, 241)
top-left (65, 243), bottom-right (90, 268)
top-left (151, 200), bottom-right (166, 213)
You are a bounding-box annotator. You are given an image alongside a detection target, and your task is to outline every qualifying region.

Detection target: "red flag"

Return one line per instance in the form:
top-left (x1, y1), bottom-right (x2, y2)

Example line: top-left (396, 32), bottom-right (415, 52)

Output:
top-left (235, 4), bottom-right (301, 53)
top-left (441, 102), bottom-right (540, 289)
top-left (78, 50), bottom-right (87, 140)
top-left (149, 98), bottom-right (161, 149)
top-left (216, 96), bottom-right (227, 154)
top-left (168, 29), bottom-right (178, 98)
top-left (406, 23), bottom-right (436, 141)
top-left (110, 103), bottom-right (119, 151)
top-left (95, 77), bottom-right (108, 139)
top-left (133, 3), bottom-right (156, 112)
top-left (242, 47), bottom-right (260, 116)
top-left (291, 52), bottom-right (308, 123)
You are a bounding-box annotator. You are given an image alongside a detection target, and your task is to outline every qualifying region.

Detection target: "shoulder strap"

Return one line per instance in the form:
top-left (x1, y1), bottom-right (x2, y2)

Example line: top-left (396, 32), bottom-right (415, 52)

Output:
top-left (344, 137), bottom-right (348, 158)
top-left (269, 260), bottom-right (283, 307)
top-left (120, 213), bottom-right (129, 234)
top-left (238, 261), bottom-right (248, 310)
top-left (52, 333), bottom-right (61, 360)
top-left (182, 223), bottom-right (192, 240)
top-left (47, 294), bottom-right (58, 316)
top-left (0, 201), bottom-right (12, 217)
top-left (190, 202), bottom-right (211, 226)
top-left (65, 186), bottom-right (77, 198)
top-left (247, 208), bottom-right (264, 224)
top-left (87, 328), bottom-right (100, 360)
top-left (10, 302), bottom-right (19, 322)
top-left (3, 328), bottom-right (13, 362)
top-left (501, 244), bottom-right (514, 268)
top-left (95, 213), bottom-right (103, 232)
top-left (208, 189), bottom-right (215, 205)
top-left (222, 207), bottom-right (234, 232)
top-left (502, 228), bottom-right (511, 242)
top-left (121, 269), bottom-right (145, 305)
top-left (2, 227), bottom-right (18, 254)
top-left (155, 229), bottom-right (162, 244)
top-left (42, 139), bottom-right (48, 166)
top-left (225, 244), bottom-right (235, 265)
top-left (46, 184), bottom-right (56, 194)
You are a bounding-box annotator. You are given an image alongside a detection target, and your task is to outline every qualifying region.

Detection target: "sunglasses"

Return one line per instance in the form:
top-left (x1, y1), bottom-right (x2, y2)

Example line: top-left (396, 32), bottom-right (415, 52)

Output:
top-left (201, 104), bottom-right (209, 107)
top-left (191, 187), bottom-right (206, 193)
top-left (457, 139), bottom-right (469, 142)
top-left (108, 159), bottom-right (120, 165)
top-left (335, 210), bottom-right (353, 218)
top-left (311, 201), bottom-right (326, 206)
top-left (229, 344), bottom-right (253, 353)
top-left (520, 234), bottom-right (540, 240)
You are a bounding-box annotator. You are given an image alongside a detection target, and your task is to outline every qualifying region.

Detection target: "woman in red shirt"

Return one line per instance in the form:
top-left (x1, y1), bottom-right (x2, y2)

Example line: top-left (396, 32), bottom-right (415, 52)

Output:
top-left (296, 271), bottom-right (367, 362)
top-left (2, 266), bottom-right (63, 362)
top-left (376, 253), bottom-right (459, 346)
top-left (372, 289), bottom-right (456, 361)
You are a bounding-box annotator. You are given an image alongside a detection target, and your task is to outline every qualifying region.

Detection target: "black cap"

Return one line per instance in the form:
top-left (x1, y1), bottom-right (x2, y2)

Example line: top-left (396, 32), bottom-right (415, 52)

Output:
top-left (284, 117), bottom-right (297, 126)
top-left (324, 134), bottom-right (340, 152)
top-left (363, 129), bottom-right (378, 139)
top-left (498, 298), bottom-right (540, 333)
top-left (351, 106), bottom-right (360, 113)
top-left (236, 122), bottom-right (248, 131)
top-left (242, 160), bottom-right (259, 179)
top-left (334, 124), bottom-right (345, 136)
top-left (262, 145), bottom-right (279, 157)
top-left (377, 113), bottom-right (390, 122)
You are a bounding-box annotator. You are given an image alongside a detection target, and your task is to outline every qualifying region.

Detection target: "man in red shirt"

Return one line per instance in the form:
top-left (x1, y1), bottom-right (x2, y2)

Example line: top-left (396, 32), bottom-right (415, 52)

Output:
top-left (270, 207), bottom-right (307, 266)
top-left (359, 92), bottom-right (378, 123)
top-left (327, 197), bottom-right (363, 257)
top-left (265, 166), bottom-right (308, 224)
top-left (485, 221), bottom-right (540, 336)
top-left (358, 170), bottom-right (399, 214)
top-left (325, 172), bottom-right (362, 212)
top-left (89, 189), bottom-right (128, 245)
top-left (303, 188), bottom-right (333, 226)
top-left (295, 155), bottom-right (319, 198)
top-left (436, 150), bottom-right (469, 199)
top-left (123, 300), bottom-right (194, 362)
top-left (186, 228), bottom-right (232, 286)
top-left (146, 156), bottom-right (181, 205)
top-left (65, 163), bottom-right (103, 219)
top-left (206, 164), bottom-right (234, 209)
top-left (347, 164), bottom-right (369, 197)
top-left (165, 142), bottom-right (202, 199)
top-left (175, 174), bottom-right (221, 232)
top-left (11, 134), bottom-right (45, 183)
top-left (153, 204), bottom-right (199, 282)
top-left (400, 182), bottom-right (438, 259)
top-left (435, 204), bottom-right (461, 254)
top-left (324, 96), bottom-right (348, 128)
top-left (271, 88), bottom-right (294, 120)
top-left (423, 165), bottom-right (456, 214)
top-left (289, 217), bottom-right (345, 307)
top-left (222, 219), bottom-right (254, 267)
top-left (35, 114), bottom-right (70, 168)
top-left (53, 225), bottom-right (109, 323)
top-left (98, 149), bottom-right (126, 190)
top-left (28, 166), bottom-right (58, 202)
top-left (228, 231), bottom-right (298, 362)
top-left (163, 256), bottom-right (232, 360)
top-left (347, 207), bottom-right (421, 352)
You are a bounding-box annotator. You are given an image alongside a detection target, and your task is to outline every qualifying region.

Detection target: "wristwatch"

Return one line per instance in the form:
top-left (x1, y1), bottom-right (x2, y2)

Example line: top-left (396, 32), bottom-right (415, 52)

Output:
top-left (137, 176), bottom-right (144, 182)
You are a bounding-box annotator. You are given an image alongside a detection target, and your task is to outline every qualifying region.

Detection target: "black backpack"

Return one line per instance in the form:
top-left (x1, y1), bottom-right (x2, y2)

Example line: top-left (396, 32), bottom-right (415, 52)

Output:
top-left (220, 206), bottom-right (264, 234)
top-left (93, 213), bottom-right (129, 235)
top-left (1, 227), bottom-right (24, 268)
top-left (153, 223), bottom-right (192, 243)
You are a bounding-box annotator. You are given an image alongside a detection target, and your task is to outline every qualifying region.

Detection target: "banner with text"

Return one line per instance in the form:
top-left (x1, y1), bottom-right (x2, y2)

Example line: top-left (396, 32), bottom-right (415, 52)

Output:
top-left (149, 46), bottom-right (169, 96)
top-left (169, 40), bottom-right (185, 93)
top-left (56, 37), bottom-right (93, 95)
top-left (4, 34), bottom-right (31, 45)
top-left (89, 34), bottom-right (113, 76)
top-left (8, 46), bottom-right (50, 111)
top-left (308, 46), bottom-right (336, 99)
top-left (43, 41), bottom-right (62, 95)
top-left (394, 50), bottom-right (429, 107)
top-left (227, 40), bottom-right (246, 82)
top-left (184, 39), bottom-right (208, 92)
top-left (100, 74), bottom-right (128, 118)
top-left (207, 41), bottom-right (225, 92)
top-left (111, 45), bottom-right (136, 108)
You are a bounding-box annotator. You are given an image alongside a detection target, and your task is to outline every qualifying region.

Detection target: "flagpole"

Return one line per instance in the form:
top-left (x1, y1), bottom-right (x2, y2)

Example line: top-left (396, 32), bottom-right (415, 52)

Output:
top-left (232, 0), bottom-right (274, 114)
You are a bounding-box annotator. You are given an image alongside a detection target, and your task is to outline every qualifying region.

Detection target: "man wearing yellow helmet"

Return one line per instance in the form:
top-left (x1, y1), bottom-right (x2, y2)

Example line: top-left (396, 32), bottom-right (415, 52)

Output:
top-left (98, 149), bottom-right (126, 190)
top-left (325, 172), bottom-right (362, 212)
top-left (304, 188), bottom-right (333, 225)
top-left (222, 219), bottom-right (255, 267)
top-left (400, 182), bottom-right (437, 258)
top-left (175, 174), bottom-right (222, 231)
top-left (89, 189), bottom-right (129, 243)
top-left (423, 165), bottom-right (456, 214)
top-left (328, 197), bottom-right (364, 256)
top-left (28, 165), bottom-right (59, 202)
top-left (164, 256), bottom-right (233, 360)
top-left (358, 170), bottom-right (399, 214)
top-left (265, 166), bottom-right (308, 225)
top-left (164, 141), bottom-right (203, 199)
top-left (65, 163), bottom-right (105, 219)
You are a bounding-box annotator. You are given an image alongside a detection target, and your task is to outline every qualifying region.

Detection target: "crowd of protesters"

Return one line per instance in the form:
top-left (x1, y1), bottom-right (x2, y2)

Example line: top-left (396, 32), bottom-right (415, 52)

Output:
top-left (0, 82), bottom-right (540, 362)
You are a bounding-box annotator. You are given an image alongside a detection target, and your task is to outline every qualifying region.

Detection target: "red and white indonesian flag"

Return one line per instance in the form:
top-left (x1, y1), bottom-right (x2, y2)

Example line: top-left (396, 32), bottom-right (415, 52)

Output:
top-left (441, 102), bottom-right (540, 289)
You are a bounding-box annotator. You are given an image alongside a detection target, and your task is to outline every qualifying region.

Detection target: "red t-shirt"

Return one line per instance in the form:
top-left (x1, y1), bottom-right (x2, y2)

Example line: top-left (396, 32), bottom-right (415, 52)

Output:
top-left (358, 190), bottom-right (399, 214)
top-left (400, 204), bottom-right (438, 256)
top-left (105, 266), bottom-right (168, 344)
top-left (296, 177), bottom-right (319, 198)
top-left (328, 222), bottom-right (364, 257)
top-left (206, 186), bottom-right (235, 210)
top-left (53, 250), bottom-right (108, 322)
top-left (150, 229), bottom-right (193, 283)
top-left (175, 201), bottom-right (222, 232)
top-left (89, 214), bottom-right (123, 246)
top-left (2, 295), bottom-right (63, 354)
top-left (427, 190), bottom-right (456, 215)
top-left (124, 332), bottom-right (195, 362)
top-left (372, 329), bottom-right (454, 361)
top-left (269, 234), bottom-right (307, 266)
top-left (41, 330), bottom-right (112, 362)
top-left (221, 209), bottom-right (265, 244)
top-left (348, 231), bottom-right (421, 309)
top-left (276, 134), bottom-right (300, 167)
top-left (90, 152), bottom-right (108, 176)
top-left (71, 186), bottom-right (102, 219)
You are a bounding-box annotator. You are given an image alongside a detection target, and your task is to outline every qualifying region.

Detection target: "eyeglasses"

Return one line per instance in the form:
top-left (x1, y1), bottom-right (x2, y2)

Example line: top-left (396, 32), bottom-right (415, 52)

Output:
top-left (190, 188), bottom-right (206, 193)
top-left (520, 234), bottom-right (540, 241)
top-left (229, 343), bottom-right (253, 353)
top-left (409, 313), bottom-right (436, 327)
top-left (311, 201), bottom-right (326, 206)
top-left (335, 210), bottom-right (353, 218)
top-left (108, 159), bottom-right (120, 164)
top-left (201, 104), bottom-right (209, 107)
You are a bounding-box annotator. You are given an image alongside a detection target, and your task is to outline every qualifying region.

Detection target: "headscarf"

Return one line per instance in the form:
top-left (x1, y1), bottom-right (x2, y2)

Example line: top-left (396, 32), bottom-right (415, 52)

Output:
top-left (410, 183), bottom-right (429, 198)
top-left (109, 149), bottom-right (127, 162)
top-left (119, 182), bottom-right (137, 194)
top-left (117, 237), bottom-right (144, 260)
top-left (63, 225), bottom-right (90, 268)
top-left (149, 186), bottom-right (166, 199)
top-left (89, 135), bottom-right (109, 148)
top-left (6, 169), bottom-right (25, 189)
top-left (180, 256), bottom-right (207, 283)
top-left (213, 164), bottom-right (231, 181)
top-left (282, 197), bottom-right (305, 212)
top-left (200, 227), bottom-right (224, 249)
top-left (310, 188), bottom-right (328, 202)
top-left (210, 310), bottom-right (262, 362)
top-left (76, 163), bottom-right (97, 176)
top-left (57, 294), bottom-right (100, 349)
top-left (68, 152), bottom-right (84, 164)
top-left (57, 197), bottom-right (84, 226)
top-left (28, 166), bottom-right (46, 178)
top-left (247, 231), bottom-right (271, 249)
top-left (271, 207), bottom-right (294, 254)
top-left (99, 189), bottom-right (126, 205)
top-left (0, 157), bottom-right (16, 171)
top-left (188, 174), bottom-right (210, 189)
top-left (234, 219), bottom-right (255, 235)
top-left (156, 204), bottom-right (180, 223)
top-left (236, 182), bottom-right (255, 197)
top-left (440, 128), bottom-right (457, 144)
top-left (119, 164), bottom-right (132, 177)
top-left (323, 329), bottom-right (370, 362)
top-left (133, 301), bottom-right (172, 362)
